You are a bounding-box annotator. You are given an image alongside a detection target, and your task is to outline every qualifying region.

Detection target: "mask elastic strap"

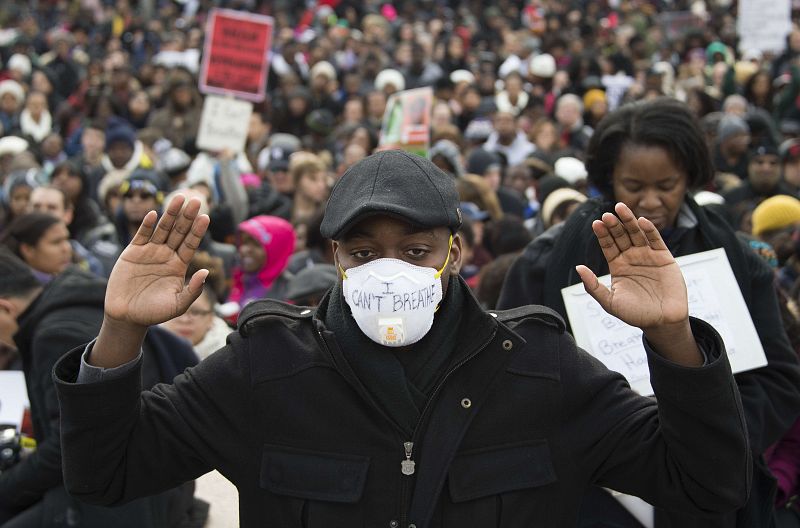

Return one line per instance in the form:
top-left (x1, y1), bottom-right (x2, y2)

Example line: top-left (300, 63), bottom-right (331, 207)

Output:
top-left (434, 235), bottom-right (454, 279)
top-left (339, 264), bottom-right (348, 280)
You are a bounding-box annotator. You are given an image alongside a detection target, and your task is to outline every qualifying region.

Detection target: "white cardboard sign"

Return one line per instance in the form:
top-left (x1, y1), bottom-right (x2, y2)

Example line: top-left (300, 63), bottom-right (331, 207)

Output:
top-left (196, 94), bottom-right (253, 154)
top-left (737, 0), bottom-right (791, 54)
top-left (561, 248), bottom-right (767, 395)
top-left (0, 371), bottom-right (29, 429)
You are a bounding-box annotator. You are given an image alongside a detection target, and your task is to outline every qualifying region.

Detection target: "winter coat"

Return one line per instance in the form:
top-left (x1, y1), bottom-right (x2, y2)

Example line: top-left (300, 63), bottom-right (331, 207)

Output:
top-left (1, 268), bottom-right (199, 527)
top-left (53, 287), bottom-right (751, 527)
top-left (498, 197), bottom-right (800, 527)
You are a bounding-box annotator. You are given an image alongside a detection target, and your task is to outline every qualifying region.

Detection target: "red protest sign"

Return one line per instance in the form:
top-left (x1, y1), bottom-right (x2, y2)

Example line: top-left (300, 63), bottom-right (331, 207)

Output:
top-left (199, 9), bottom-right (273, 102)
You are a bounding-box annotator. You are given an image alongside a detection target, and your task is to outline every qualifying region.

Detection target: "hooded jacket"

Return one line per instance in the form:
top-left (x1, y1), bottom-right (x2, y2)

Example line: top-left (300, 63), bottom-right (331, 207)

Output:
top-left (228, 215), bottom-right (296, 308)
top-left (1, 268), bottom-right (200, 527)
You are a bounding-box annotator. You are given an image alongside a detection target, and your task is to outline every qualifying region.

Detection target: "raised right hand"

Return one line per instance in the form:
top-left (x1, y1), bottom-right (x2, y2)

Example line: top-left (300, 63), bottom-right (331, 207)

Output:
top-left (104, 195), bottom-right (210, 328)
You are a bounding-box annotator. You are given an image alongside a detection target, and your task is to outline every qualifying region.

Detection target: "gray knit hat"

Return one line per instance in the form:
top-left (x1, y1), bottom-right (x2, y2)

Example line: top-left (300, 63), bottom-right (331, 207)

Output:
top-left (717, 115), bottom-right (749, 143)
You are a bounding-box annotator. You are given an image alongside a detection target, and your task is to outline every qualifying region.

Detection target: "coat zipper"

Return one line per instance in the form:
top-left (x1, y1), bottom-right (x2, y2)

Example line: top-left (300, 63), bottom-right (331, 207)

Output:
top-left (398, 327), bottom-right (498, 527)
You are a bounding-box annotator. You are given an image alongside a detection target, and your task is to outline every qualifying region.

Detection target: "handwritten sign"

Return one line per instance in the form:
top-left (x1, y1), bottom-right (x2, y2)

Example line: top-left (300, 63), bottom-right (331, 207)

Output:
top-left (378, 87), bottom-right (433, 157)
top-left (0, 371), bottom-right (28, 430)
top-left (656, 11), bottom-right (705, 41)
top-left (199, 9), bottom-right (274, 102)
top-left (196, 94), bottom-right (253, 153)
top-left (737, 0), bottom-right (791, 54)
top-left (561, 248), bottom-right (767, 395)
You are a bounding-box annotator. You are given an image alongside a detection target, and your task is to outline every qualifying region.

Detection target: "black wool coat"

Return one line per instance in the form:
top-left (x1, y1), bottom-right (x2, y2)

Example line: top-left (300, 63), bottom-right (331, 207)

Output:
top-left (54, 292), bottom-right (751, 528)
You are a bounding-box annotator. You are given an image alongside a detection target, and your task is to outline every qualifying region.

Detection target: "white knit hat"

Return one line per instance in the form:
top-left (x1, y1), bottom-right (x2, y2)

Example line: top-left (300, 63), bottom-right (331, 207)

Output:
top-left (554, 157), bottom-right (587, 185)
top-left (309, 60), bottom-right (337, 81)
top-left (541, 187), bottom-right (587, 228)
top-left (0, 79), bottom-right (25, 105)
top-left (529, 53), bottom-right (556, 78)
top-left (375, 69), bottom-right (406, 92)
top-left (7, 54), bottom-right (32, 77)
top-left (450, 69), bottom-right (475, 85)
top-left (0, 136), bottom-right (28, 157)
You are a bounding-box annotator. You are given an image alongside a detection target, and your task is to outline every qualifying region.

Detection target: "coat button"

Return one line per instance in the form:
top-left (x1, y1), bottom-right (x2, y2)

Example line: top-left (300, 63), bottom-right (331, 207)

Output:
top-left (409, 524), bottom-right (417, 528)
top-left (461, 398), bottom-right (472, 409)
top-left (389, 521), bottom-right (398, 528)
top-left (502, 339), bottom-right (513, 350)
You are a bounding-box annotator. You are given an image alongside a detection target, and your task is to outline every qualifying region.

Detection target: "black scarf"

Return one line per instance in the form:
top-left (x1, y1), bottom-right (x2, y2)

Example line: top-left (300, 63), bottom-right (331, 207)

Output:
top-left (320, 275), bottom-right (466, 436)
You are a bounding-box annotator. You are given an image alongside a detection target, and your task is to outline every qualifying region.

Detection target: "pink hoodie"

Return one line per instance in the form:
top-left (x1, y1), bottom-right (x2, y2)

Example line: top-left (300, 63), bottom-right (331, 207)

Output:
top-left (228, 216), bottom-right (296, 308)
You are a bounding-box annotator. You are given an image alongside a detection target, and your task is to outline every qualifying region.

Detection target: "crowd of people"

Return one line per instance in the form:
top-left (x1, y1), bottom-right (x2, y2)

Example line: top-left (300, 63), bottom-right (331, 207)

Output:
top-left (1, 0), bottom-right (800, 526)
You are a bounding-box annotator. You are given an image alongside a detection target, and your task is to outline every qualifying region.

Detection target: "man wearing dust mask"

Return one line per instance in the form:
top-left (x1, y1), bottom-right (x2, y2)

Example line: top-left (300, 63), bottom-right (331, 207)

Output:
top-left (53, 150), bottom-right (750, 527)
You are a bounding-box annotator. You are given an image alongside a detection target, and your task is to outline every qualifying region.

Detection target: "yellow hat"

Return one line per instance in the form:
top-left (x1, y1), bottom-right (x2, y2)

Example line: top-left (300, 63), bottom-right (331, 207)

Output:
top-left (583, 89), bottom-right (606, 110)
top-left (734, 61), bottom-right (759, 86)
top-left (751, 195), bottom-right (800, 236)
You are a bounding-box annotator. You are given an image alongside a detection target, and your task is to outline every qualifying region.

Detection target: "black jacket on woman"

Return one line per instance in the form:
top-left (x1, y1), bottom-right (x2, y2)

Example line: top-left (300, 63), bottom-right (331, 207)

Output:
top-left (498, 196), bottom-right (800, 527)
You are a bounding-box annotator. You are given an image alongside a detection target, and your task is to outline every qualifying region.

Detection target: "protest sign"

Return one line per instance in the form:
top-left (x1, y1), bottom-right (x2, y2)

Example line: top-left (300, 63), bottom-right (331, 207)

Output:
top-left (737, 0), bottom-right (791, 54)
top-left (0, 371), bottom-right (28, 430)
top-left (196, 94), bottom-right (253, 153)
top-left (561, 248), bottom-right (767, 396)
top-left (199, 9), bottom-right (273, 102)
top-left (378, 87), bottom-right (433, 157)
top-left (656, 11), bottom-right (704, 41)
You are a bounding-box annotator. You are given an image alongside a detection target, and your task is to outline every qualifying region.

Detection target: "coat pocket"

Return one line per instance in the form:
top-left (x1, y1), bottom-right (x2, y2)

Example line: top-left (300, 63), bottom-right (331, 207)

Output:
top-left (445, 439), bottom-right (558, 527)
top-left (260, 444), bottom-right (370, 502)
top-left (260, 444), bottom-right (370, 528)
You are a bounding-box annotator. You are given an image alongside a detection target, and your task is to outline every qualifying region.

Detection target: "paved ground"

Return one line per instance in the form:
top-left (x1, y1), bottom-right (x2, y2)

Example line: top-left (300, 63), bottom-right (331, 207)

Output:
top-left (195, 470), bottom-right (239, 527)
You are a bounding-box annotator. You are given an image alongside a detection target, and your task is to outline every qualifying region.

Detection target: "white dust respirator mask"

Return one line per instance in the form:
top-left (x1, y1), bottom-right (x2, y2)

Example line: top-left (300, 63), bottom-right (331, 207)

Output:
top-left (341, 236), bottom-right (452, 347)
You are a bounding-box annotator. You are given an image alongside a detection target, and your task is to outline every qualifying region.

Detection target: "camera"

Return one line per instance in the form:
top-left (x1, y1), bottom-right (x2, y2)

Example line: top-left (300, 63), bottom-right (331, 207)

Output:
top-left (0, 425), bottom-right (21, 472)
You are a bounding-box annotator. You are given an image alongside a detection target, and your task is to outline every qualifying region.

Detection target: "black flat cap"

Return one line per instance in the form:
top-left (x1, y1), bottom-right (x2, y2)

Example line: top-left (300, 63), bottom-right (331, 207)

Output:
top-left (321, 150), bottom-right (462, 240)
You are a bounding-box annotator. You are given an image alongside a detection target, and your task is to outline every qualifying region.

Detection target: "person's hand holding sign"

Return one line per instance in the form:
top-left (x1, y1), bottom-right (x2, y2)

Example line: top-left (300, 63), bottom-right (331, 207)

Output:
top-left (91, 195), bottom-right (210, 368)
top-left (576, 202), bottom-right (702, 367)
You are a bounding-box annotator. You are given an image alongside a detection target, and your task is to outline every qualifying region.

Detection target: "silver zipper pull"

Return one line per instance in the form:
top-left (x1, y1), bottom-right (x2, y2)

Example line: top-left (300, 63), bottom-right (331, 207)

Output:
top-left (401, 441), bottom-right (415, 475)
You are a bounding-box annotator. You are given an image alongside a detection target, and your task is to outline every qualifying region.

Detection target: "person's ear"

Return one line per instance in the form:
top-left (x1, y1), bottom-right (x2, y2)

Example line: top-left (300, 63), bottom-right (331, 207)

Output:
top-left (63, 207), bottom-right (74, 226)
top-left (19, 243), bottom-right (35, 263)
top-left (331, 240), bottom-right (343, 278)
top-left (449, 233), bottom-right (463, 275)
top-left (0, 298), bottom-right (15, 316)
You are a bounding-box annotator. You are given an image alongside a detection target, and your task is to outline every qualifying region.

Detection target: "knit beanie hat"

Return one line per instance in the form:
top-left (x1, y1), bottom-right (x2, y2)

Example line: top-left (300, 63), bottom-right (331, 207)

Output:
top-left (583, 89), bottom-right (606, 110)
top-left (717, 114), bottom-right (749, 143)
top-left (375, 69), bottom-right (405, 92)
top-left (429, 139), bottom-right (464, 177)
top-left (540, 187), bottom-right (587, 228)
top-left (466, 148), bottom-right (502, 175)
top-left (536, 175), bottom-right (571, 207)
top-left (105, 119), bottom-right (136, 150)
top-left (554, 157), bottom-right (588, 185)
top-left (751, 195), bottom-right (800, 236)
top-left (529, 53), bottom-right (556, 78)
top-left (0, 80), bottom-right (25, 106)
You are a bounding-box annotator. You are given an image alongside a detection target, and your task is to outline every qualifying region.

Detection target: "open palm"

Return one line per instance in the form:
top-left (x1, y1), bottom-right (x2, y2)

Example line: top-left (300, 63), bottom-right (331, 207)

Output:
top-left (105, 195), bottom-right (210, 327)
top-left (576, 203), bottom-right (688, 331)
